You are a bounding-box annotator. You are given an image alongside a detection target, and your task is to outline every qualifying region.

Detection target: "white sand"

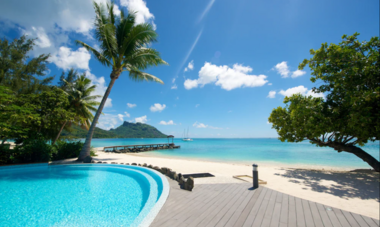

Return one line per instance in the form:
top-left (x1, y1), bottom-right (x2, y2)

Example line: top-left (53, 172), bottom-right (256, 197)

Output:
top-left (92, 148), bottom-right (380, 219)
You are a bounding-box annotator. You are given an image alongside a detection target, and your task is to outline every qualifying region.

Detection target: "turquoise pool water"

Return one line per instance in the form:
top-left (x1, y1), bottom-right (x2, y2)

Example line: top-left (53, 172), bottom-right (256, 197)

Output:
top-left (0, 164), bottom-right (168, 227)
top-left (88, 138), bottom-right (379, 168)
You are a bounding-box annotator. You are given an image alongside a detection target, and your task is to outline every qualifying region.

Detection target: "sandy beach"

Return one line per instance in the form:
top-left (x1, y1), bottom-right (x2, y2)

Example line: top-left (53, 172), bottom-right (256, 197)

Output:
top-left (91, 148), bottom-right (379, 219)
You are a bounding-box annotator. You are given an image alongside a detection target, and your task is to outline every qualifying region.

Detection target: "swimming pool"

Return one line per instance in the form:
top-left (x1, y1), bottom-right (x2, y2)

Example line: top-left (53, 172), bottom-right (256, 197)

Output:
top-left (0, 163), bottom-right (169, 227)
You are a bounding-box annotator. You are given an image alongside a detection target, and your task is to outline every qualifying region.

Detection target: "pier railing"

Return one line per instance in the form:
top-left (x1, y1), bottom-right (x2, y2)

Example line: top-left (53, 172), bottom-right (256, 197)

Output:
top-left (103, 143), bottom-right (180, 153)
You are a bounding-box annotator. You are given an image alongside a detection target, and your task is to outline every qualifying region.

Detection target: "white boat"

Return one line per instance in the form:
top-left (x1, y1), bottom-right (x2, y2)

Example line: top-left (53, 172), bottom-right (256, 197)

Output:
top-left (182, 128), bottom-right (193, 141)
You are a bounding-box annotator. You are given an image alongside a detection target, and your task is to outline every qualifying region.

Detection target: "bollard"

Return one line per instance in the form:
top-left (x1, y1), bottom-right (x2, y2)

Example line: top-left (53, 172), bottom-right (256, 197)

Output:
top-left (252, 164), bottom-right (259, 189)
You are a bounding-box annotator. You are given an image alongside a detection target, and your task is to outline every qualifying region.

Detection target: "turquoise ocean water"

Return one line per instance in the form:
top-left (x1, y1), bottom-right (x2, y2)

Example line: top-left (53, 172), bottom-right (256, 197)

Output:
top-left (87, 138), bottom-right (379, 169)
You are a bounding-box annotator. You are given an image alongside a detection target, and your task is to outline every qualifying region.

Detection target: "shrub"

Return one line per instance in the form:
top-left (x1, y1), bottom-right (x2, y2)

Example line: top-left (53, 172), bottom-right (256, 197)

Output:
top-left (52, 141), bottom-right (96, 161)
top-left (52, 140), bottom-right (83, 161)
top-left (0, 144), bottom-right (11, 165)
top-left (12, 138), bottom-right (53, 163)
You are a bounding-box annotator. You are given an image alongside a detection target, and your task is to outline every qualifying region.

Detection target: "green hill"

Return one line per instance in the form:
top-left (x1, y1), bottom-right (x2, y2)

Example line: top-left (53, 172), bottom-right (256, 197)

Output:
top-left (61, 121), bottom-right (167, 138)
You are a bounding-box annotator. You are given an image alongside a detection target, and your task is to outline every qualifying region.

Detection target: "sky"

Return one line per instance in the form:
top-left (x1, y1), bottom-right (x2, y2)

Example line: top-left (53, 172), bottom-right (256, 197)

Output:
top-left (0, 0), bottom-right (378, 138)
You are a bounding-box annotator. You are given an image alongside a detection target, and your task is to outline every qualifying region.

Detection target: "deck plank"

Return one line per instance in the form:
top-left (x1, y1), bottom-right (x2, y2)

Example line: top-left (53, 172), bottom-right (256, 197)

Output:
top-left (225, 187), bottom-right (265, 227)
top-left (360, 215), bottom-right (379, 227)
top-left (331, 207), bottom-right (352, 227)
top-left (324, 205), bottom-right (342, 227)
top-left (302, 199), bottom-right (315, 227)
top-left (151, 183), bottom-right (377, 227)
top-left (350, 212), bottom-right (370, 227)
top-left (269, 193), bottom-right (282, 227)
top-left (279, 193), bottom-right (289, 225)
top-left (261, 190), bottom-right (278, 227)
top-left (241, 187), bottom-right (269, 227)
top-left (316, 203), bottom-right (333, 227)
top-left (295, 197), bottom-right (306, 227)
top-left (215, 186), bottom-right (259, 227)
top-left (288, 195), bottom-right (297, 227)
top-left (183, 184), bottom-right (241, 226)
top-left (197, 184), bottom-right (247, 227)
top-left (250, 189), bottom-right (274, 227)
top-left (308, 201), bottom-right (324, 227)
top-left (205, 185), bottom-right (251, 227)
top-left (341, 210), bottom-right (360, 227)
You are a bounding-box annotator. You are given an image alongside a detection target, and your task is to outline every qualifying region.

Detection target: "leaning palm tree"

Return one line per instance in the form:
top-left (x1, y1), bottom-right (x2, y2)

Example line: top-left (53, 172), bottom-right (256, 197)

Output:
top-left (52, 74), bottom-right (101, 145)
top-left (75, 2), bottom-right (167, 161)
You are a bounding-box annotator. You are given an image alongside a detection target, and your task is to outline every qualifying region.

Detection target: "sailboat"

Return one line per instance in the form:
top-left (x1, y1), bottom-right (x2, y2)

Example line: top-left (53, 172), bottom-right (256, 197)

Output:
top-left (182, 127), bottom-right (193, 141)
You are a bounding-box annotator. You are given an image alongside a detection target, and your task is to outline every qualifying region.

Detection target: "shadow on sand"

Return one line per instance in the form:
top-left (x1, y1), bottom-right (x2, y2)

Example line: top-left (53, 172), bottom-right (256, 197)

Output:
top-left (275, 168), bottom-right (380, 201)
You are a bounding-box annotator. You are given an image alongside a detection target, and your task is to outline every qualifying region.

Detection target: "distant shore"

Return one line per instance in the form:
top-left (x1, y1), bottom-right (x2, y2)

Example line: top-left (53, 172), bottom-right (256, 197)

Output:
top-left (92, 148), bottom-right (380, 219)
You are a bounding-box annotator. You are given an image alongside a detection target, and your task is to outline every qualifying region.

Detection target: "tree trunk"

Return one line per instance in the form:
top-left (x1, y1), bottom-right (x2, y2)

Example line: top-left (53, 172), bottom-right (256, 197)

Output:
top-left (52, 120), bottom-right (67, 146)
top-left (77, 76), bottom-right (118, 161)
top-left (339, 145), bottom-right (380, 172)
top-left (323, 141), bottom-right (380, 172)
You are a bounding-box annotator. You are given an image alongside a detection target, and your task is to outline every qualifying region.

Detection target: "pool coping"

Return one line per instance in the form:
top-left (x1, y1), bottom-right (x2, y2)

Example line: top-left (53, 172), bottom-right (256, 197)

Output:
top-left (0, 163), bottom-right (170, 227)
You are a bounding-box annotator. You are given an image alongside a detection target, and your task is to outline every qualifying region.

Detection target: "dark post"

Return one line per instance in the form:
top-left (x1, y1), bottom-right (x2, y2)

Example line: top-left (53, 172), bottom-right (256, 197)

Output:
top-left (252, 164), bottom-right (259, 189)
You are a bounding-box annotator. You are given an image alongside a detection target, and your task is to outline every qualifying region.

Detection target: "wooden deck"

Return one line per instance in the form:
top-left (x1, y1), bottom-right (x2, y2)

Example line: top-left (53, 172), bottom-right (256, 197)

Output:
top-left (151, 180), bottom-right (379, 227)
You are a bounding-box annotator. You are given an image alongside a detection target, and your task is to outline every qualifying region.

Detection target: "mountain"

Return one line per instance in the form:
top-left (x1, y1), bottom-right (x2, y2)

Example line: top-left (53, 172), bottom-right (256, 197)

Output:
top-left (61, 121), bottom-right (167, 138)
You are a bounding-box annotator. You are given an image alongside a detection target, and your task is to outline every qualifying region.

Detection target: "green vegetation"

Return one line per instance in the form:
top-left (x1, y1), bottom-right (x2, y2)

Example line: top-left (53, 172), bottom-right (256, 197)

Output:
top-left (62, 121), bottom-right (167, 139)
top-left (269, 33), bottom-right (380, 171)
top-left (0, 36), bottom-right (99, 164)
top-left (53, 73), bottom-right (100, 145)
top-left (75, 1), bottom-right (168, 161)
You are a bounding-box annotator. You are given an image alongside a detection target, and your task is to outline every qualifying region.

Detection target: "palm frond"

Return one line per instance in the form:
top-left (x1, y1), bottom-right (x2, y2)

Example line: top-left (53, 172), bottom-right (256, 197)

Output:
top-left (75, 40), bottom-right (111, 66)
top-left (125, 65), bottom-right (164, 84)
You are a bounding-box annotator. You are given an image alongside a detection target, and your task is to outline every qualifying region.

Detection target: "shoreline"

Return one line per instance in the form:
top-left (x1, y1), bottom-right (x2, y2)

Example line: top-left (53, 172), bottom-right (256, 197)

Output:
top-left (92, 148), bottom-right (380, 219)
top-left (94, 147), bottom-right (369, 171)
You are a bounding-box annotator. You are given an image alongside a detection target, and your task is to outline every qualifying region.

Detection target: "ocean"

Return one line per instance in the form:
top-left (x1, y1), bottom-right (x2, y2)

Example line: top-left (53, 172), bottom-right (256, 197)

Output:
top-left (86, 138), bottom-right (380, 169)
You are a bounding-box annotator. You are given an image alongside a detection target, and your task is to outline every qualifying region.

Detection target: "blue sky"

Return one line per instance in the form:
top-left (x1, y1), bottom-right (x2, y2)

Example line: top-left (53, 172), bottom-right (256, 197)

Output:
top-left (0, 0), bottom-right (378, 138)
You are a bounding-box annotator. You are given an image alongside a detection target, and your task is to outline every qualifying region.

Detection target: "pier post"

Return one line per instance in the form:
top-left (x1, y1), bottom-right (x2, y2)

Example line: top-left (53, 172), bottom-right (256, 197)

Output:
top-left (252, 164), bottom-right (259, 189)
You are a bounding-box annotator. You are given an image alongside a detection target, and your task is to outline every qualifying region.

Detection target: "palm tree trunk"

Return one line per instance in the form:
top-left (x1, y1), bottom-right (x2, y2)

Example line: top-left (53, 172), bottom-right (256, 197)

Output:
top-left (52, 120), bottom-right (67, 146)
top-left (78, 76), bottom-right (118, 161)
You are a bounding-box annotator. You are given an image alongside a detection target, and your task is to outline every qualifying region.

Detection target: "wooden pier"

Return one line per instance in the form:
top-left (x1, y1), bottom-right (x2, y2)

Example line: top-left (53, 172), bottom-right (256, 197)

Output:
top-left (103, 143), bottom-right (180, 153)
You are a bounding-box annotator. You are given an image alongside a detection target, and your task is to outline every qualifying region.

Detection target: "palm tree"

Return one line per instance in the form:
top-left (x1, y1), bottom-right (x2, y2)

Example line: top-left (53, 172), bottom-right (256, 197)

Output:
top-left (52, 74), bottom-right (101, 145)
top-left (75, 1), bottom-right (167, 161)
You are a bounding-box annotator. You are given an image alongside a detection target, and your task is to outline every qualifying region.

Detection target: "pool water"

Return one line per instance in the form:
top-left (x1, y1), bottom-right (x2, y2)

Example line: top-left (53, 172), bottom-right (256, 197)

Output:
top-left (0, 165), bottom-right (166, 227)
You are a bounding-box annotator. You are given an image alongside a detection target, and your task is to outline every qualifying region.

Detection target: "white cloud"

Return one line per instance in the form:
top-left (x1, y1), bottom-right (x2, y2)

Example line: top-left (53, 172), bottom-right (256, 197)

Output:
top-left (176, 97), bottom-right (179, 100)
top-left (27, 27), bottom-right (51, 48)
top-left (135, 115), bottom-right (147, 123)
top-left (97, 113), bottom-right (120, 130)
top-left (195, 104), bottom-right (200, 108)
top-left (184, 79), bottom-right (199, 90)
top-left (279, 85), bottom-right (325, 98)
top-left (84, 71), bottom-right (112, 108)
top-left (274, 61), bottom-right (290, 78)
top-left (127, 103), bottom-right (137, 108)
top-left (171, 84), bottom-right (178, 89)
top-left (291, 70), bottom-right (306, 78)
top-left (184, 62), bottom-right (268, 91)
top-left (267, 91), bottom-right (276, 98)
top-left (159, 120), bottom-right (175, 125)
top-left (117, 114), bottom-right (124, 121)
top-left (193, 121), bottom-right (222, 129)
top-left (50, 47), bottom-right (91, 70)
top-left (268, 83), bottom-right (273, 86)
top-left (198, 0), bottom-right (216, 23)
top-left (117, 111), bottom-right (130, 122)
top-left (120, 0), bottom-right (156, 29)
top-left (113, 4), bottom-right (121, 16)
top-left (193, 122), bottom-right (208, 128)
top-left (184, 60), bottom-right (194, 72)
top-left (150, 103), bottom-right (166, 112)
top-left (274, 61), bottom-right (306, 79)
